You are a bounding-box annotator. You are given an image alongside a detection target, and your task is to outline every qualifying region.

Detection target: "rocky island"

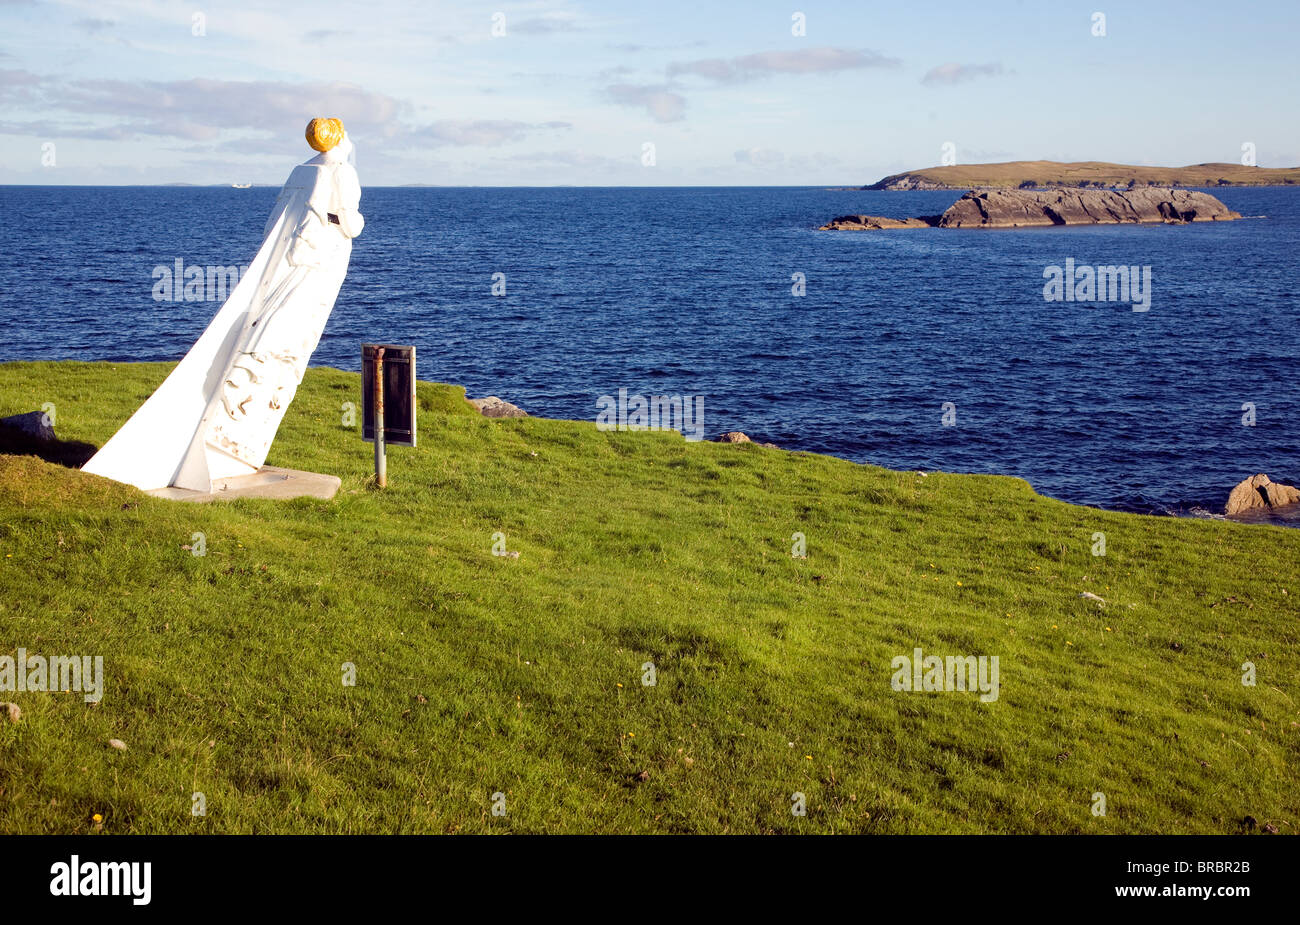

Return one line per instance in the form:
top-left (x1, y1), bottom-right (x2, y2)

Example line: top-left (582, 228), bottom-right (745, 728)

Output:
top-left (821, 187), bottom-right (1242, 230)
top-left (865, 159), bottom-right (1300, 190)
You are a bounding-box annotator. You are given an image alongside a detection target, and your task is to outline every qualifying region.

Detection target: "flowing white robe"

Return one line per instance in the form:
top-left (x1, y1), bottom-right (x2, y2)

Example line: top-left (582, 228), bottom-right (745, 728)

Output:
top-left (83, 137), bottom-right (364, 492)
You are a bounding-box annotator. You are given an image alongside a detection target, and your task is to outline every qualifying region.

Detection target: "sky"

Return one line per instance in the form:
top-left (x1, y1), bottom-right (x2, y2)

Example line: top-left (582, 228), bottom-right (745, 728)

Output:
top-left (1, 0), bottom-right (1297, 186)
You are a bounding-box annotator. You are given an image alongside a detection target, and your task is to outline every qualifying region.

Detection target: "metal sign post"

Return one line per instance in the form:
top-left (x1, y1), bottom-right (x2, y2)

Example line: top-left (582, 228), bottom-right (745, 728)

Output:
top-left (372, 347), bottom-right (386, 488)
top-left (362, 344), bottom-right (417, 488)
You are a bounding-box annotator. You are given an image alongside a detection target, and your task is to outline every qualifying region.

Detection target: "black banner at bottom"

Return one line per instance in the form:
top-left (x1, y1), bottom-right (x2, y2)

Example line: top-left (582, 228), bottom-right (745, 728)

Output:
top-left (0, 834), bottom-right (1289, 911)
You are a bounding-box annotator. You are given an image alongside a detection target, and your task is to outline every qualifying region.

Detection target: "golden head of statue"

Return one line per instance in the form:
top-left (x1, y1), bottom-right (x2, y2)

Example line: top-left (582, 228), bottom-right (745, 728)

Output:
top-left (305, 117), bottom-right (345, 153)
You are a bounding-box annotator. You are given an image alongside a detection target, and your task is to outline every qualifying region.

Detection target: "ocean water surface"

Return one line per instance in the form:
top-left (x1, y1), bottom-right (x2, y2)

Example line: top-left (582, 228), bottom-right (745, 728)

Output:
top-left (1, 184), bottom-right (1296, 518)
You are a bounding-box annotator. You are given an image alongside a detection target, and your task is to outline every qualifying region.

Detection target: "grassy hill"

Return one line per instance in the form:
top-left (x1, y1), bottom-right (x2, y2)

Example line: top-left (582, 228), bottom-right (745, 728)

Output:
top-left (866, 160), bottom-right (1300, 190)
top-left (0, 361), bottom-right (1296, 834)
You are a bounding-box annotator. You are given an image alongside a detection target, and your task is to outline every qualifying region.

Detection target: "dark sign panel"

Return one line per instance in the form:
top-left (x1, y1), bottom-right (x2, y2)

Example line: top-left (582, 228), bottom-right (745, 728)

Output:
top-left (362, 344), bottom-right (417, 447)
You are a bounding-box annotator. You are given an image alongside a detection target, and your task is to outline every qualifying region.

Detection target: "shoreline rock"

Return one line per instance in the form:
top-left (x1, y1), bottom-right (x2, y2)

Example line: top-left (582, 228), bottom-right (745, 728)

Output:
top-left (715, 431), bottom-right (779, 449)
top-left (1225, 473), bottom-right (1300, 516)
top-left (821, 188), bottom-right (1241, 231)
top-left (468, 396), bottom-right (527, 418)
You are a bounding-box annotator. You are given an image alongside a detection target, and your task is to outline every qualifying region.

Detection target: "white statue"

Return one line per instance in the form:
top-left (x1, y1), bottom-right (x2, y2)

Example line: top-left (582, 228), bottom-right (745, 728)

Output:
top-left (84, 118), bottom-right (364, 492)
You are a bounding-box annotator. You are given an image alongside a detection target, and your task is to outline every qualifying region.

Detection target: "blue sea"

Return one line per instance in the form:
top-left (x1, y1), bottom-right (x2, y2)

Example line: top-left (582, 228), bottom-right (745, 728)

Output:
top-left (1, 184), bottom-right (1297, 518)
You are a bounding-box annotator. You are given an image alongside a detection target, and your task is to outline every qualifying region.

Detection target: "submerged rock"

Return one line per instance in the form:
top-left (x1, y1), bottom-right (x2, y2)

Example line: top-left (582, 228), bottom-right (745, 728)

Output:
top-left (1225, 473), bottom-right (1300, 515)
top-left (819, 215), bottom-right (940, 230)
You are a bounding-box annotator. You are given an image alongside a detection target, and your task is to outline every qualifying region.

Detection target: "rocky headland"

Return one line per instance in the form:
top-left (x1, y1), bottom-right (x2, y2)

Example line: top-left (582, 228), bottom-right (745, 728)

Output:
top-left (865, 160), bottom-right (1300, 191)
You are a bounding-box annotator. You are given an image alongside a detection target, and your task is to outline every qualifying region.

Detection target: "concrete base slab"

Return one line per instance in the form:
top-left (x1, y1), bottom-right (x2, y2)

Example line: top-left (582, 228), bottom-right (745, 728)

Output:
top-left (144, 466), bottom-right (341, 503)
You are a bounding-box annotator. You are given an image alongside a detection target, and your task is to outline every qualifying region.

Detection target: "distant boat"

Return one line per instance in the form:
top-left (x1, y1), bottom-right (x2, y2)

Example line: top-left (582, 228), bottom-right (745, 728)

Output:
top-left (231, 182), bottom-right (252, 189)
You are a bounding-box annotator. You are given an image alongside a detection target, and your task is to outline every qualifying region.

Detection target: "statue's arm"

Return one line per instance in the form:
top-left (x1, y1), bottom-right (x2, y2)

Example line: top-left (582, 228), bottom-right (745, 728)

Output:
top-left (330, 165), bottom-right (365, 239)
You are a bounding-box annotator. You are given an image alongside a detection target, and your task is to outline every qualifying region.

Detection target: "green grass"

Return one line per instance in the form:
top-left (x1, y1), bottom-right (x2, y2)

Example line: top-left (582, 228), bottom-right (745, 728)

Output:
top-left (0, 360), bottom-right (1296, 834)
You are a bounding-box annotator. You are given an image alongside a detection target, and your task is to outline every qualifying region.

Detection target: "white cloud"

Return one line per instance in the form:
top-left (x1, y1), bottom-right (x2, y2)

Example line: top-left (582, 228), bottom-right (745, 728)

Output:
top-left (603, 83), bottom-right (686, 123)
top-left (734, 147), bottom-right (784, 167)
top-left (75, 17), bottom-right (116, 33)
top-left (668, 47), bottom-right (900, 83)
top-left (412, 119), bottom-right (572, 147)
top-left (0, 73), bottom-right (571, 152)
top-left (921, 62), bottom-right (1003, 86)
top-left (510, 13), bottom-right (582, 35)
